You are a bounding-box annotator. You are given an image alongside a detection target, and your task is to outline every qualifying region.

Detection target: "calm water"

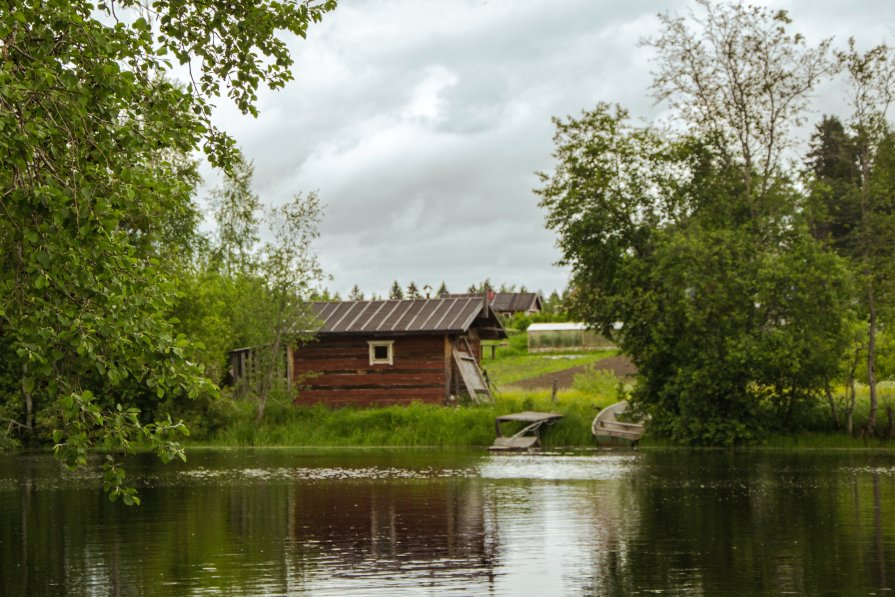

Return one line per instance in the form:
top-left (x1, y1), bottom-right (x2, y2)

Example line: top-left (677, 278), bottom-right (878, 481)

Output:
top-left (1, 449), bottom-right (894, 596)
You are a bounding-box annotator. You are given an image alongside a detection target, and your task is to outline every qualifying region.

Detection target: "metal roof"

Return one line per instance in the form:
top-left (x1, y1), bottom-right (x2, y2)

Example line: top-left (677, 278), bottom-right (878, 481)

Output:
top-left (311, 297), bottom-right (494, 336)
top-left (491, 292), bottom-right (542, 313)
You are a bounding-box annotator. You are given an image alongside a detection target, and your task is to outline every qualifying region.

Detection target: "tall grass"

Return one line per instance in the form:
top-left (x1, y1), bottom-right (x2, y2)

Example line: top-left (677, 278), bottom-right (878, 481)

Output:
top-left (192, 384), bottom-right (619, 449)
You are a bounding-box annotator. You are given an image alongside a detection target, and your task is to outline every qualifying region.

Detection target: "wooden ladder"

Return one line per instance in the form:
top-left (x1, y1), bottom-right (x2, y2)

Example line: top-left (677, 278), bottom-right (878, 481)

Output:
top-left (453, 338), bottom-right (494, 404)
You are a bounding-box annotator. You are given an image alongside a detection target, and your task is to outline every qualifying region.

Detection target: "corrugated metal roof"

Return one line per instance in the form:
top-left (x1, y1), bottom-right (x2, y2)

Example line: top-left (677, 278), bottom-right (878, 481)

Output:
top-left (311, 297), bottom-right (488, 335)
top-left (491, 292), bottom-right (542, 313)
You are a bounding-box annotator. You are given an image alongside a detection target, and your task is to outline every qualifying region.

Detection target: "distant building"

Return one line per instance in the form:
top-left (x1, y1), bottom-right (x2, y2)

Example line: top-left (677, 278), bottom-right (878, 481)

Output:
top-left (489, 292), bottom-right (543, 316)
top-left (440, 291), bottom-right (543, 317)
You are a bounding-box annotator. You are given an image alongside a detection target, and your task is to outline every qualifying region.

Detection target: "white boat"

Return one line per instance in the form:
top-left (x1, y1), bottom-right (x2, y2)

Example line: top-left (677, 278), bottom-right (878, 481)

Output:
top-left (591, 400), bottom-right (645, 446)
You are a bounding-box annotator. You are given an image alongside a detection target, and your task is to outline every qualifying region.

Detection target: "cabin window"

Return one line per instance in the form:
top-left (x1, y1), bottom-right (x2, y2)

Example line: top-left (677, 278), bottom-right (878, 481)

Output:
top-left (368, 340), bottom-right (394, 366)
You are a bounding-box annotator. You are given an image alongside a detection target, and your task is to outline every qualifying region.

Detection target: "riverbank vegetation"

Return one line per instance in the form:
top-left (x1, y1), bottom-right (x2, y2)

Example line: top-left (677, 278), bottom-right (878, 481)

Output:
top-left (0, 0), bottom-right (337, 498)
top-left (539, 1), bottom-right (895, 446)
top-left (185, 347), bottom-right (895, 450)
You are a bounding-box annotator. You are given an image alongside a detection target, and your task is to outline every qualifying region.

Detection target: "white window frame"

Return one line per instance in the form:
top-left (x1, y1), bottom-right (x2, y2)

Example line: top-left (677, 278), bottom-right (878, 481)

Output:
top-left (367, 340), bottom-right (394, 366)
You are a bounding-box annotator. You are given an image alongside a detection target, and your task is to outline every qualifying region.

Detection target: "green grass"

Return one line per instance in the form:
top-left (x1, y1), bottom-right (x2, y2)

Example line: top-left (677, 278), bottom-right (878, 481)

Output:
top-left (201, 400), bottom-right (496, 447)
top-left (193, 382), bottom-right (620, 449)
top-left (483, 349), bottom-right (618, 387)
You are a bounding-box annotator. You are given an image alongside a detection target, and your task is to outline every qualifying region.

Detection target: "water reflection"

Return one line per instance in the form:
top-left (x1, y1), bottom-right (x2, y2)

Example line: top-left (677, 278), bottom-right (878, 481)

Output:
top-left (1, 450), bottom-right (894, 595)
top-left (289, 480), bottom-right (496, 594)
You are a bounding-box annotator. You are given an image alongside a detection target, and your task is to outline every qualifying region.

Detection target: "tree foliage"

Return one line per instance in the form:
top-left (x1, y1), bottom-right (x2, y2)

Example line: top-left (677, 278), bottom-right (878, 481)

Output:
top-left (804, 43), bottom-right (895, 433)
top-left (0, 0), bottom-right (335, 497)
top-left (647, 0), bottom-right (834, 197)
top-left (539, 103), bottom-right (851, 444)
top-left (389, 281), bottom-right (404, 300)
top-left (536, 2), bottom-right (888, 444)
top-left (213, 157), bottom-right (262, 277)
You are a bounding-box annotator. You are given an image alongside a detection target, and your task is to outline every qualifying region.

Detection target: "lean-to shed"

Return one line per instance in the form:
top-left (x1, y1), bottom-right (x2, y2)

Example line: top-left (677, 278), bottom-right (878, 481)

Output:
top-left (293, 296), bottom-right (506, 407)
top-left (490, 292), bottom-right (543, 316)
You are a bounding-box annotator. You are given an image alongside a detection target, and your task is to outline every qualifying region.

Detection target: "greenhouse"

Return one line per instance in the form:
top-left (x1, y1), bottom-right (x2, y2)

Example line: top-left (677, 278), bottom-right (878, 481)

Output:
top-left (526, 322), bottom-right (618, 353)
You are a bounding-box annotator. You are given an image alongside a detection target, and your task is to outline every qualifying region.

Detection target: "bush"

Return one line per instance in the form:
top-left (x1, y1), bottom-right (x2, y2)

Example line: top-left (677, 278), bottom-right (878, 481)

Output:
top-left (572, 366), bottom-right (620, 399)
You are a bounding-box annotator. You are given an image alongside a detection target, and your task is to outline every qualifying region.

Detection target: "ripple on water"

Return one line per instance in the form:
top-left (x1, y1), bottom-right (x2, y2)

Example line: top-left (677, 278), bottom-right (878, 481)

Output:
top-left (480, 452), bottom-right (641, 481)
top-left (175, 465), bottom-right (477, 484)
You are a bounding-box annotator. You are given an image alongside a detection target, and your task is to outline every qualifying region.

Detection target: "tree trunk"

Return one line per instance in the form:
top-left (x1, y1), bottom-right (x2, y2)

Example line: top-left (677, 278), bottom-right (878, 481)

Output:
top-left (824, 380), bottom-right (840, 430)
top-left (22, 372), bottom-right (33, 434)
top-left (866, 290), bottom-right (878, 435)
top-left (846, 376), bottom-right (856, 436)
top-left (256, 335), bottom-right (283, 425)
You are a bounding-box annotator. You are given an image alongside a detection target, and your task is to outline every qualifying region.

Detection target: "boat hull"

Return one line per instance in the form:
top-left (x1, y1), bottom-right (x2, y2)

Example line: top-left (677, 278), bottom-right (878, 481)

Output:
top-left (591, 400), bottom-right (645, 446)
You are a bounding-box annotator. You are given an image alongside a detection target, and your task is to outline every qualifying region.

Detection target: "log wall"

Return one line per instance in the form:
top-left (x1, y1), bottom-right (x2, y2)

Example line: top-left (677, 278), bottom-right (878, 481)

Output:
top-left (294, 335), bottom-right (448, 407)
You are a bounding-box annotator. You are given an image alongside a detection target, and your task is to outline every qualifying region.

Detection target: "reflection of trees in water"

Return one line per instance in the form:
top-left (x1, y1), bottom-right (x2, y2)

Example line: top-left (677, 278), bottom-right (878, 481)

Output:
top-left (3, 453), bottom-right (895, 595)
top-left (599, 452), bottom-right (895, 595)
top-left (0, 459), bottom-right (497, 595)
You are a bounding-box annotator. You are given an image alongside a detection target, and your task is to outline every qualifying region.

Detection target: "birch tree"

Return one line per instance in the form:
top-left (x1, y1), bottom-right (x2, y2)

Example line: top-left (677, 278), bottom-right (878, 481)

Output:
top-left (647, 0), bottom-right (834, 202)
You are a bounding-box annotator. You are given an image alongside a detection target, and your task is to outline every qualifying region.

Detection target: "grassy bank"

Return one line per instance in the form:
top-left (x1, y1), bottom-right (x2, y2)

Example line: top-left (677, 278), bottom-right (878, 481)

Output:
top-left (193, 386), bottom-right (619, 448)
top-left (483, 349), bottom-right (617, 387)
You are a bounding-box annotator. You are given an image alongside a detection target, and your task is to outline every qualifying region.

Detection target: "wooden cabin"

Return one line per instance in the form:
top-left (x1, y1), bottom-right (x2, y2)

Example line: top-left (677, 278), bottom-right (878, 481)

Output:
top-left (292, 296), bottom-right (507, 407)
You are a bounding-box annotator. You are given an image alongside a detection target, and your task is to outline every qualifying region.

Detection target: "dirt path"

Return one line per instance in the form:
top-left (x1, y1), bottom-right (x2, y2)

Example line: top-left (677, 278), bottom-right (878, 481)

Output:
top-left (506, 355), bottom-right (636, 390)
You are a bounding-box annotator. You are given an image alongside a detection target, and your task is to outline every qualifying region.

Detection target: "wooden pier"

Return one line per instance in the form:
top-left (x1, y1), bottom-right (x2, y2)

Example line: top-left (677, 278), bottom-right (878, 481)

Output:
top-left (489, 411), bottom-right (563, 451)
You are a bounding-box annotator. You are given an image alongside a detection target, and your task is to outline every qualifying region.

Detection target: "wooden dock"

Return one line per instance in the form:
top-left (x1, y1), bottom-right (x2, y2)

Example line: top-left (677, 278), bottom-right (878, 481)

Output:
top-left (490, 411), bottom-right (563, 451)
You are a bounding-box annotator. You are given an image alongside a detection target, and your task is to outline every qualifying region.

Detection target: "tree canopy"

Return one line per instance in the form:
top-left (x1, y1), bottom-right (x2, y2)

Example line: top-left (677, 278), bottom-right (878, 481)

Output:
top-left (538, 2), bottom-right (876, 445)
top-left (0, 0), bottom-right (336, 500)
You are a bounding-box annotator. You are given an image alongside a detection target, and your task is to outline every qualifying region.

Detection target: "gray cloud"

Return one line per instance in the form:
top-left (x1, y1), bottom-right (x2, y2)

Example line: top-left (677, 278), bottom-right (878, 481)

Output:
top-left (206, 0), bottom-right (895, 297)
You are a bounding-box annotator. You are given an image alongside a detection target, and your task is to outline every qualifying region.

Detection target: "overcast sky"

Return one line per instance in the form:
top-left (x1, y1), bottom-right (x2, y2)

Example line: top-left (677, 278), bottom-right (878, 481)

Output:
top-left (205, 0), bottom-right (895, 298)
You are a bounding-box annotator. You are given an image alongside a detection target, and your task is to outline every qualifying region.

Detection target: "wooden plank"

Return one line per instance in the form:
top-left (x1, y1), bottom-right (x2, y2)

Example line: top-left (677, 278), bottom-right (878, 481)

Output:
top-left (489, 436), bottom-right (539, 451)
top-left (444, 336), bottom-right (452, 401)
top-left (496, 411), bottom-right (563, 424)
top-left (297, 388), bottom-right (446, 403)
top-left (452, 352), bottom-right (492, 403)
top-left (598, 420), bottom-right (644, 430)
top-left (310, 397), bottom-right (441, 407)
top-left (301, 336), bottom-right (445, 350)
top-left (296, 358), bottom-right (445, 371)
top-left (299, 345), bottom-right (445, 360)
top-left (307, 372), bottom-right (445, 387)
top-left (594, 430), bottom-right (642, 441)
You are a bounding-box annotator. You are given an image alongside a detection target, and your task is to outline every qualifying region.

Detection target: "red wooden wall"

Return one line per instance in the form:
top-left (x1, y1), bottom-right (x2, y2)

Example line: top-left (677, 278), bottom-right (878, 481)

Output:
top-left (293, 335), bottom-right (448, 406)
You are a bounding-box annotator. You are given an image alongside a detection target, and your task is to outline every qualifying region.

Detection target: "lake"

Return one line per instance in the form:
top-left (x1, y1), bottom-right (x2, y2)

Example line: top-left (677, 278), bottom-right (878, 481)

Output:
top-left (1, 449), bottom-right (894, 595)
